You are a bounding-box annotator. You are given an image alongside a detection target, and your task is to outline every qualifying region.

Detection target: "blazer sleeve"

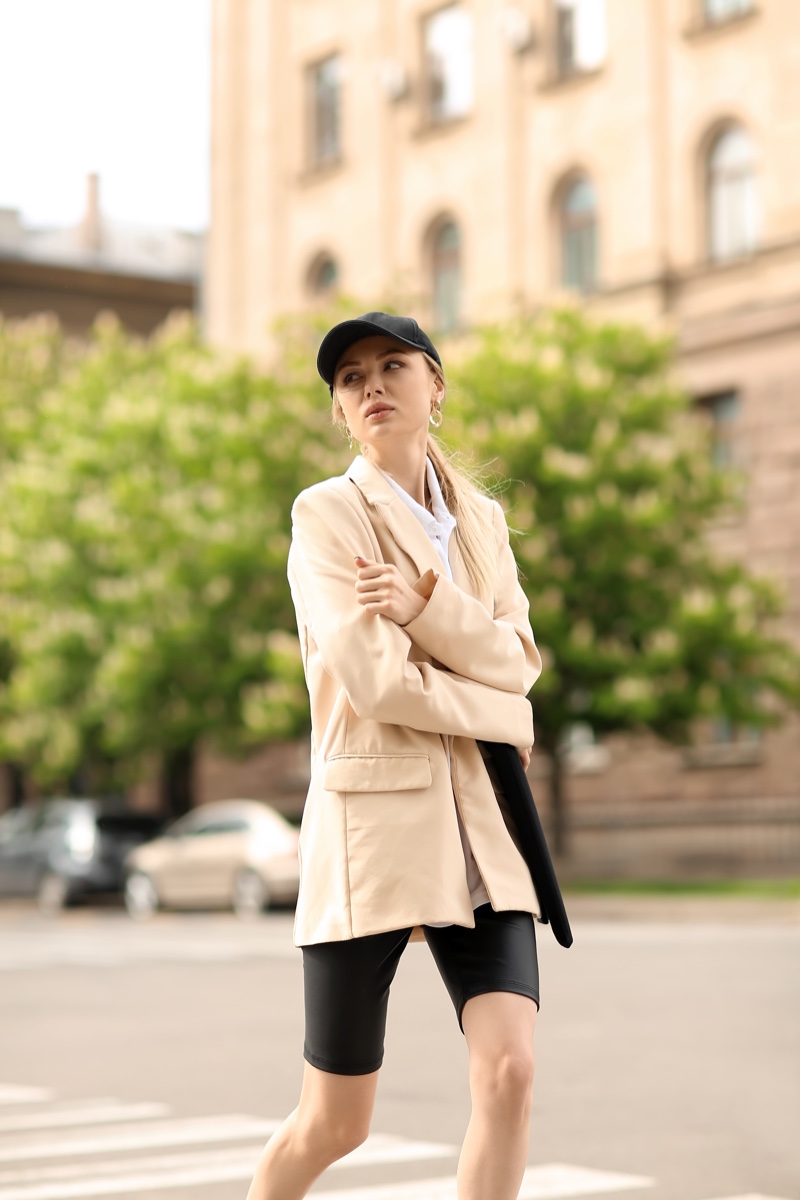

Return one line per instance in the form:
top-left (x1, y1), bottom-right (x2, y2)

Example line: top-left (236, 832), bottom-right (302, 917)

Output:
top-left (400, 499), bottom-right (543, 696)
top-left (288, 487), bottom-right (535, 748)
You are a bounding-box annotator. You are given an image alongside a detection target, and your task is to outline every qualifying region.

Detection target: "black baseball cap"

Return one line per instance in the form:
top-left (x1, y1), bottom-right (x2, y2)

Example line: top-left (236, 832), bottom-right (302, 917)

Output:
top-left (317, 311), bottom-right (442, 391)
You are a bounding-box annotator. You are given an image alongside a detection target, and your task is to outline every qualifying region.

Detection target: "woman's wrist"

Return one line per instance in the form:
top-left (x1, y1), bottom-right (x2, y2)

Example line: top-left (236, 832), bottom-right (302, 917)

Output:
top-left (399, 593), bottom-right (429, 627)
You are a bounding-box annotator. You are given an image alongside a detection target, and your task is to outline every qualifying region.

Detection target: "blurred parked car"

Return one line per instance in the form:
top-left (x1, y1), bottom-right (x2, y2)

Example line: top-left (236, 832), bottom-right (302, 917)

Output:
top-left (0, 799), bottom-right (164, 915)
top-left (123, 800), bottom-right (300, 919)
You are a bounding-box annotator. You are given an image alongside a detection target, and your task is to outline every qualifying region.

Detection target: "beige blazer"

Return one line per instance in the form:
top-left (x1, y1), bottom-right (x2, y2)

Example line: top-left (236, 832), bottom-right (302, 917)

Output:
top-left (287, 453), bottom-right (544, 946)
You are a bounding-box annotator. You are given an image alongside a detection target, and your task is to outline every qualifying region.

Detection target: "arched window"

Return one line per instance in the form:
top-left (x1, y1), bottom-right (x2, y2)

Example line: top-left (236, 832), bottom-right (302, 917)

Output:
top-left (707, 126), bottom-right (757, 262)
top-left (560, 177), bottom-right (598, 292)
top-left (431, 220), bottom-right (462, 332)
top-left (307, 253), bottom-right (339, 297)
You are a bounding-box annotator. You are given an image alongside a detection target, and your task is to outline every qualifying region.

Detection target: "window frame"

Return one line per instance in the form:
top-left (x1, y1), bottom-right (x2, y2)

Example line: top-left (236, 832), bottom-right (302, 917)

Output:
top-left (306, 52), bottom-right (343, 171)
top-left (706, 124), bottom-right (758, 264)
top-left (429, 217), bottom-right (463, 334)
top-left (558, 175), bottom-right (599, 293)
top-left (307, 252), bottom-right (340, 298)
top-left (551, 0), bottom-right (607, 81)
top-left (420, 3), bottom-right (474, 129)
top-left (695, 388), bottom-right (741, 471)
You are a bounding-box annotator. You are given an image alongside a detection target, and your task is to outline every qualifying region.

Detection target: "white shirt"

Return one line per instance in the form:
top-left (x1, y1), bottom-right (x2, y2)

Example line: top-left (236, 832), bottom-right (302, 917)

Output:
top-left (375, 455), bottom-right (491, 920)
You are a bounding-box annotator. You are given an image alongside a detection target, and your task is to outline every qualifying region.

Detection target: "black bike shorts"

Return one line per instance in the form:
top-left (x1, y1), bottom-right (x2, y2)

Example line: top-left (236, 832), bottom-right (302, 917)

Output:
top-left (301, 903), bottom-right (539, 1076)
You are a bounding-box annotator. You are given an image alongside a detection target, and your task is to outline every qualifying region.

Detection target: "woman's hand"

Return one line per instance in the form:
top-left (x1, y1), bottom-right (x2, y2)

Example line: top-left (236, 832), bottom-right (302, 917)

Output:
top-left (518, 746), bottom-right (532, 771)
top-left (354, 556), bottom-right (429, 626)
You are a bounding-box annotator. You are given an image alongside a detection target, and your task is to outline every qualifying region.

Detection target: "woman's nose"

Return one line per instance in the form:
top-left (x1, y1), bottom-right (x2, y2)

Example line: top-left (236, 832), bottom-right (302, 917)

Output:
top-left (364, 375), bottom-right (385, 397)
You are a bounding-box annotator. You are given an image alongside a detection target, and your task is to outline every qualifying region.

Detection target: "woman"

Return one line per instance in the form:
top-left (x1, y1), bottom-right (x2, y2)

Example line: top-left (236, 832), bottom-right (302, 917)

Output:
top-left (246, 311), bottom-right (544, 1200)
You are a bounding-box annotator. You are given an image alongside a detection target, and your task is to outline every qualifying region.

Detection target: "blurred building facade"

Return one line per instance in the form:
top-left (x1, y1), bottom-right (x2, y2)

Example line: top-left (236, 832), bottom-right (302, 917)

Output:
top-left (207, 0), bottom-right (800, 875)
top-left (0, 174), bottom-right (204, 337)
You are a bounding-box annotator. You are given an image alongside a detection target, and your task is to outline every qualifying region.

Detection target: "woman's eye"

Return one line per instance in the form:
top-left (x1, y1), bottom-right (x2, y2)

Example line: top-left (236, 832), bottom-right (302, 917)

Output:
top-left (342, 372), bottom-right (359, 385)
top-left (385, 360), bottom-right (402, 370)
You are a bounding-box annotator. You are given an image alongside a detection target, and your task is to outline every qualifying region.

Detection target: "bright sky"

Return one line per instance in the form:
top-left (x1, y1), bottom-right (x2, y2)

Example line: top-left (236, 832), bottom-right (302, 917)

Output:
top-left (0, 0), bottom-right (212, 232)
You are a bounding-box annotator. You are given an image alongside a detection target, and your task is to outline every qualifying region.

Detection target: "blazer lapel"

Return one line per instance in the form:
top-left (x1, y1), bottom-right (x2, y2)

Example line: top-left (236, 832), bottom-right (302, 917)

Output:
top-left (346, 453), bottom-right (473, 594)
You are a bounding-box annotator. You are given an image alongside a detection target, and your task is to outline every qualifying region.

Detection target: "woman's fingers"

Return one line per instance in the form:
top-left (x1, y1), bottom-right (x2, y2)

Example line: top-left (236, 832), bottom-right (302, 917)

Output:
top-left (355, 561), bottom-right (393, 583)
top-left (355, 559), bottom-right (399, 601)
top-left (355, 561), bottom-right (391, 610)
top-left (356, 575), bottom-right (390, 598)
top-left (353, 559), bottom-right (426, 626)
top-left (354, 556), bottom-right (382, 572)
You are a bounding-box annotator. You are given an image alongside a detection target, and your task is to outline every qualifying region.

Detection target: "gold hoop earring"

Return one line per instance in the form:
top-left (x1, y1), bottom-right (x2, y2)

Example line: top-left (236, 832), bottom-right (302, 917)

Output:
top-left (429, 404), bottom-right (443, 429)
top-left (344, 426), bottom-right (354, 449)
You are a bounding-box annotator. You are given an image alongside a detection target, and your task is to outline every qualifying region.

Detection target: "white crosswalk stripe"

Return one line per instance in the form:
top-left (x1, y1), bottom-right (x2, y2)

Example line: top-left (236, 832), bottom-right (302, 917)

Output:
top-left (0, 1159), bottom-right (656, 1200)
top-left (0, 1104), bottom-right (168, 1133)
top-left (0, 1146), bottom-right (264, 1186)
top-left (0, 1137), bottom-right (455, 1195)
top-left (0, 1086), bottom-right (460, 1200)
top-left (0, 1090), bottom-right (53, 1107)
top-left (0, 1083), bottom-right (791, 1200)
top-left (0, 1135), bottom-right (454, 1190)
top-left (0, 1115), bottom-right (279, 1163)
top-left (279, 1165), bottom-right (656, 1200)
top-left (305, 1178), bottom-right (797, 1200)
top-left (308, 1165), bottom-right (656, 1200)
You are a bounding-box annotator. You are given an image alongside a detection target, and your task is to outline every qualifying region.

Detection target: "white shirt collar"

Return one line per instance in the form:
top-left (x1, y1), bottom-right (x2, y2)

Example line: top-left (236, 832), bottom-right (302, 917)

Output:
top-left (377, 456), bottom-right (456, 535)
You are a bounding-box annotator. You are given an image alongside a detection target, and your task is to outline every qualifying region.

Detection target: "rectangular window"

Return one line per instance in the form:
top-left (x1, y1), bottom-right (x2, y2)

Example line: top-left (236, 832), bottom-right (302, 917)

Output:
top-left (710, 716), bottom-right (761, 745)
top-left (423, 5), bottom-right (473, 125)
top-left (555, 0), bottom-right (606, 77)
top-left (697, 390), bottom-right (740, 469)
top-left (704, 0), bottom-right (753, 24)
top-left (308, 54), bottom-right (342, 168)
top-left (683, 710), bottom-right (762, 766)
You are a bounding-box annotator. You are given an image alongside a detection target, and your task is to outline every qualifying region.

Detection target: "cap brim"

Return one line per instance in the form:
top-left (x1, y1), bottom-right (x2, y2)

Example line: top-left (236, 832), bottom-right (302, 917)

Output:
top-left (317, 319), bottom-right (426, 387)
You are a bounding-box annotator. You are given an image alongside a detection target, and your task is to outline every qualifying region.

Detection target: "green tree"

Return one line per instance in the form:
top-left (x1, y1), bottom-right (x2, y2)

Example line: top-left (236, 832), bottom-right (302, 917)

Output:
top-left (446, 309), bottom-right (800, 856)
top-left (0, 314), bottom-right (83, 802)
top-left (0, 311), bottom-right (341, 813)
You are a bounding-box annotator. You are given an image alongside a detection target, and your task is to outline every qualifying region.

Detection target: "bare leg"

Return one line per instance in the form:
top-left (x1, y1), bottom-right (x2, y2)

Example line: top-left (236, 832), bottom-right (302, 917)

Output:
top-left (245, 1062), bottom-right (379, 1200)
top-left (457, 991), bottom-right (538, 1200)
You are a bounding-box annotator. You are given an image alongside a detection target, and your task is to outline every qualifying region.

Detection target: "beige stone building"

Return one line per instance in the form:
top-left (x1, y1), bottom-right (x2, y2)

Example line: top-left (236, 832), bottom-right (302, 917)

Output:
top-left (208, 0), bottom-right (800, 875)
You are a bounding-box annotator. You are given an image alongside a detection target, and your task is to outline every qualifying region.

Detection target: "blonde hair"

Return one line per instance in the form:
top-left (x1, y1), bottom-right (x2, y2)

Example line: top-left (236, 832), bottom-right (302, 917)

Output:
top-left (331, 350), bottom-right (500, 602)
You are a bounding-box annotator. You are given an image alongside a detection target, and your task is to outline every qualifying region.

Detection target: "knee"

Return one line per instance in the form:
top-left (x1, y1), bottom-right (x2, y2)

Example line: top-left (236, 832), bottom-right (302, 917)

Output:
top-left (298, 1108), bottom-right (371, 1165)
top-left (472, 1047), bottom-right (536, 1118)
top-left (326, 1115), bottom-right (371, 1162)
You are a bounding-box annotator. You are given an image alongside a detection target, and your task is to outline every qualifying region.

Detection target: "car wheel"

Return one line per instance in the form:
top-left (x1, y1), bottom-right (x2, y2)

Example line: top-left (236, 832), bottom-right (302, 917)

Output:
top-left (233, 869), bottom-right (269, 919)
top-left (37, 872), bottom-right (70, 917)
top-left (125, 871), bottom-right (159, 920)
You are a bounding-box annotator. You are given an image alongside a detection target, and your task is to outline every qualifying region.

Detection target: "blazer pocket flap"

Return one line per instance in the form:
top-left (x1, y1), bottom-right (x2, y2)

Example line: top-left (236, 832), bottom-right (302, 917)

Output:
top-left (323, 753), bottom-right (432, 793)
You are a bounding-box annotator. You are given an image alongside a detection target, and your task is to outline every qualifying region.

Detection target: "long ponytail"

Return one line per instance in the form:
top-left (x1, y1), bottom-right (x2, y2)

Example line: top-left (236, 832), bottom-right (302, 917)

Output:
top-left (422, 352), bottom-right (496, 600)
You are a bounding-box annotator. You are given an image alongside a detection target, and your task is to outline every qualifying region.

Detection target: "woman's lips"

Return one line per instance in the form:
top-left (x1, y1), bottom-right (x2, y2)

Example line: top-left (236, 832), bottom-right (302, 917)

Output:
top-left (366, 407), bottom-right (393, 420)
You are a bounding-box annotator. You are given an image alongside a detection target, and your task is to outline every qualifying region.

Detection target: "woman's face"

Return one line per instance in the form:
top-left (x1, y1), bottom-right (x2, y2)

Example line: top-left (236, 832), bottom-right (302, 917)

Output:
top-left (332, 334), bottom-right (443, 450)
